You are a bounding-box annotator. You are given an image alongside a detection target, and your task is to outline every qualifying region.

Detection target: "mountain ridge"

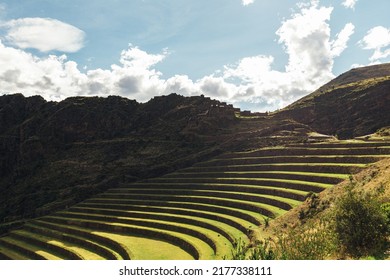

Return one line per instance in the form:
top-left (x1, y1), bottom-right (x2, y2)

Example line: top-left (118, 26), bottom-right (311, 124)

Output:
top-left (276, 63), bottom-right (390, 138)
top-left (1, 63), bottom-right (390, 230)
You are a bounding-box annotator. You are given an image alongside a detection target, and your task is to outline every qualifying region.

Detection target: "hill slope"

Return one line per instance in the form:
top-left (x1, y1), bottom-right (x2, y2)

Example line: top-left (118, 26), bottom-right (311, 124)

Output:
top-left (0, 63), bottom-right (390, 259)
top-left (0, 93), bottom-right (239, 224)
top-left (276, 63), bottom-right (390, 138)
top-left (1, 93), bottom-right (311, 226)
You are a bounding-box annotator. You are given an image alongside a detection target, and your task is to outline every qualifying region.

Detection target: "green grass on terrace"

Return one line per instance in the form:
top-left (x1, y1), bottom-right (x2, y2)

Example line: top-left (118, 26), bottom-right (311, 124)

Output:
top-left (0, 245), bottom-right (28, 260)
top-left (206, 155), bottom-right (390, 162)
top-left (94, 233), bottom-right (193, 260)
top-left (72, 206), bottom-right (247, 240)
top-left (29, 219), bottom-right (129, 260)
top-left (172, 171), bottom-right (350, 180)
top-left (231, 147), bottom-right (390, 156)
top-left (114, 182), bottom-right (309, 197)
top-left (53, 213), bottom-right (232, 259)
top-left (73, 204), bottom-right (255, 236)
top-left (200, 162), bottom-right (367, 167)
top-left (13, 229), bottom-right (103, 260)
top-left (85, 198), bottom-right (269, 225)
top-left (92, 194), bottom-right (287, 217)
top-left (104, 188), bottom-right (302, 209)
top-left (96, 227), bottom-right (215, 260)
top-left (149, 178), bottom-right (333, 189)
top-left (1, 236), bottom-right (62, 260)
top-left (43, 215), bottom-right (216, 260)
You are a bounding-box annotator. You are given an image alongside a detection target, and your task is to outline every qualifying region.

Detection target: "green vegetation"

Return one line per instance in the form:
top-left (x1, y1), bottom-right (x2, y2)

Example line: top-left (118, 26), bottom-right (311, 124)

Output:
top-left (2, 75), bottom-right (390, 260)
top-left (94, 233), bottom-right (193, 260)
top-left (228, 223), bottom-right (336, 260)
top-left (377, 127), bottom-right (390, 137)
top-left (1, 137), bottom-right (390, 259)
top-left (228, 172), bottom-right (390, 260)
top-left (333, 181), bottom-right (389, 258)
top-left (229, 194), bottom-right (389, 260)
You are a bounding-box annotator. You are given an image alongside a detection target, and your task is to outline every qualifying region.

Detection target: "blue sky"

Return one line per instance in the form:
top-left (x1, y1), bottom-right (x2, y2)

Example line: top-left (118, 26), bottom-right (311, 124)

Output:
top-left (0, 0), bottom-right (390, 111)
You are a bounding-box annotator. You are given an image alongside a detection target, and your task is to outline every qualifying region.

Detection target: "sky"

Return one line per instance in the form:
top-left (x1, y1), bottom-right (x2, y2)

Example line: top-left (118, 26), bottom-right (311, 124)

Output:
top-left (0, 0), bottom-right (390, 112)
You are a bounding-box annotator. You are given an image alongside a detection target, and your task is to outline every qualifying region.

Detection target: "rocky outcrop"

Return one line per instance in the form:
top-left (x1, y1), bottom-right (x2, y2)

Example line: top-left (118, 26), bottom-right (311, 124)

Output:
top-left (0, 93), bottom-right (237, 224)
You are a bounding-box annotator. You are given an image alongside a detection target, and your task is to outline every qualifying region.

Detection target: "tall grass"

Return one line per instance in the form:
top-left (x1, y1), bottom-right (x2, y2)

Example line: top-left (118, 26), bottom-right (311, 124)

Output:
top-left (228, 180), bottom-right (389, 260)
top-left (228, 221), bottom-right (336, 260)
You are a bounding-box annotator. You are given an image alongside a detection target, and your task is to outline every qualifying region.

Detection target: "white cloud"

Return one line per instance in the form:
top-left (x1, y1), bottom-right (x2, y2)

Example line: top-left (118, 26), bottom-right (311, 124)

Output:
top-left (0, 1), bottom-right (354, 112)
top-left (241, 0), bottom-right (255, 6)
top-left (359, 26), bottom-right (390, 49)
top-left (119, 45), bottom-right (168, 70)
top-left (276, 3), bottom-right (335, 78)
top-left (331, 23), bottom-right (355, 57)
top-left (1, 17), bottom-right (85, 52)
top-left (223, 55), bottom-right (275, 84)
top-left (342, 0), bottom-right (358, 9)
top-left (359, 26), bottom-right (390, 63)
top-left (220, 1), bottom-right (354, 109)
top-left (0, 40), bottom-right (173, 102)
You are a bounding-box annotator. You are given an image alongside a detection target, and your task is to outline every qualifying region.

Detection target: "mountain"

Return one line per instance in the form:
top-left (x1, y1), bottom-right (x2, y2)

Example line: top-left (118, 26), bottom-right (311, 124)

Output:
top-left (0, 93), bottom-right (236, 224)
top-left (275, 63), bottom-right (390, 138)
top-left (1, 63), bottom-right (390, 231)
top-left (1, 92), bottom-right (306, 226)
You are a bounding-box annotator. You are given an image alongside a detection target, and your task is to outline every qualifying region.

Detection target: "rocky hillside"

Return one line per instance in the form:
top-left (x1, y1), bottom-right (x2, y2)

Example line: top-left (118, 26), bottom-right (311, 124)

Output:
top-left (276, 63), bottom-right (390, 139)
top-left (2, 92), bottom-right (309, 227)
top-left (0, 93), bottom-right (241, 225)
top-left (1, 63), bottom-right (390, 232)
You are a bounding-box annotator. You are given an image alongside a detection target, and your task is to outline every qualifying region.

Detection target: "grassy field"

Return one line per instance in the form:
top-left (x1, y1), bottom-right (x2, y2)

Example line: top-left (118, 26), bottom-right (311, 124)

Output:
top-left (94, 233), bottom-right (193, 260)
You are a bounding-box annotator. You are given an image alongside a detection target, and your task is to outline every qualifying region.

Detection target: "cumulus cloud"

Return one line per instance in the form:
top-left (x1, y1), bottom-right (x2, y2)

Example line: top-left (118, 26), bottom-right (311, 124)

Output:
top-left (342, 0), bottom-right (358, 9)
top-left (1, 17), bottom-right (85, 52)
top-left (331, 23), bottom-right (355, 57)
top-left (359, 26), bottom-right (390, 63)
top-left (223, 55), bottom-right (275, 84)
top-left (119, 45), bottom-right (168, 69)
top-left (220, 1), bottom-right (354, 108)
top-left (359, 26), bottom-right (390, 49)
top-left (241, 0), bottom-right (255, 6)
top-left (0, 1), bottom-right (354, 111)
top-left (0, 40), bottom-right (175, 102)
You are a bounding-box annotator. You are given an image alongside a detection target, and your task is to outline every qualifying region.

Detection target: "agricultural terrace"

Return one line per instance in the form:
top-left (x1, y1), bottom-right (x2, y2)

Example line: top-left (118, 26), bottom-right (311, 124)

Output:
top-left (1, 139), bottom-right (390, 259)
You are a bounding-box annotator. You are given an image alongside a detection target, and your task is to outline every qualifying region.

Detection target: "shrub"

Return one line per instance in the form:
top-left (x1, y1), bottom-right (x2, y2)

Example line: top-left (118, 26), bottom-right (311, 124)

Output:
top-left (333, 184), bottom-right (389, 258)
top-left (381, 202), bottom-right (390, 228)
top-left (227, 238), bottom-right (277, 260)
top-left (377, 126), bottom-right (390, 136)
top-left (228, 222), bottom-right (336, 260)
top-left (228, 182), bottom-right (389, 260)
top-left (263, 217), bottom-right (270, 228)
top-left (227, 238), bottom-right (247, 260)
top-left (247, 239), bottom-right (276, 260)
top-left (274, 221), bottom-right (336, 260)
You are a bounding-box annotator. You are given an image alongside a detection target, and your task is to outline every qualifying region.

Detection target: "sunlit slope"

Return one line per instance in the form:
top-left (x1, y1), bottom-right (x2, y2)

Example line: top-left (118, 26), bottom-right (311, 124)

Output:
top-left (1, 139), bottom-right (390, 260)
top-left (276, 63), bottom-right (390, 138)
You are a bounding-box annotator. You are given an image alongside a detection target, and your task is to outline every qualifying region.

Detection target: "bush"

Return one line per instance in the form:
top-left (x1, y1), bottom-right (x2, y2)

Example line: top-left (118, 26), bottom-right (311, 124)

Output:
top-left (228, 222), bottom-right (336, 260)
top-left (333, 184), bottom-right (389, 258)
top-left (377, 127), bottom-right (390, 136)
top-left (227, 238), bottom-right (277, 260)
top-left (226, 238), bottom-right (247, 260)
top-left (248, 239), bottom-right (276, 260)
top-left (274, 221), bottom-right (336, 260)
top-left (228, 182), bottom-right (389, 260)
top-left (381, 202), bottom-right (390, 229)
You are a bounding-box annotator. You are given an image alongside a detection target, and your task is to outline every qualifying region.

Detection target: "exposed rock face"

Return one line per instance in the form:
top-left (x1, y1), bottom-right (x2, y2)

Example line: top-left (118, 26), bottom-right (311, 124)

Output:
top-left (276, 63), bottom-right (390, 138)
top-left (0, 93), bottom-right (237, 223)
top-left (0, 94), bottom-right (46, 177)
